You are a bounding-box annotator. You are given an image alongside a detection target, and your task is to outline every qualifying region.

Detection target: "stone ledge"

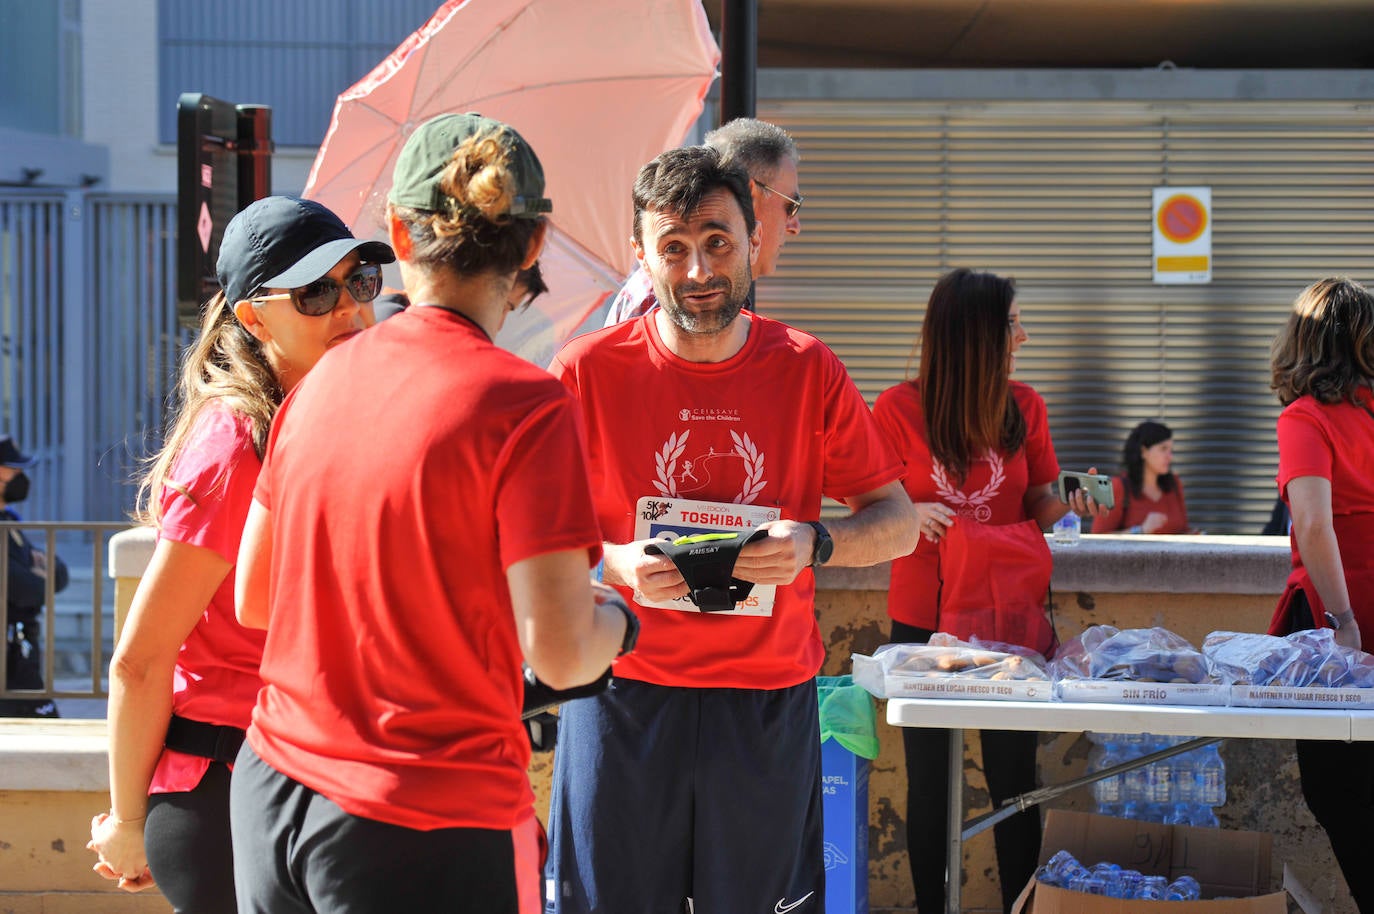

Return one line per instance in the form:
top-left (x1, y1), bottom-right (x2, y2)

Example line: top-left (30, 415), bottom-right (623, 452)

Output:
top-left (107, 526), bottom-right (155, 579)
top-left (0, 720), bottom-right (109, 791)
top-left (817, 534), bottom-right (1292, 595)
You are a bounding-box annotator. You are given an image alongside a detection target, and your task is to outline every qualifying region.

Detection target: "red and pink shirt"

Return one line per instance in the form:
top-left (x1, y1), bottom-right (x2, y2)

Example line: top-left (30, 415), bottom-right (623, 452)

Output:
top-left (151, 404), bottom-right (265, 793)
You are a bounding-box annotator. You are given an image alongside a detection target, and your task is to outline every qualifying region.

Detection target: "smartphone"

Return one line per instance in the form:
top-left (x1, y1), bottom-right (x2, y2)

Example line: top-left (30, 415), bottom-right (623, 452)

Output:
top-left (1057, 471), bottom-right (1116, 510)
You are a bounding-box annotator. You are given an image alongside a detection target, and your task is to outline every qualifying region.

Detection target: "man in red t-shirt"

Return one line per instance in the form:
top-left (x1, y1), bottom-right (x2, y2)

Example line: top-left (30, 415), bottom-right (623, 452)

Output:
top-left (229, 113), bottom-right (634, 914)
top-left (544, 145), bottom-right (917, 914)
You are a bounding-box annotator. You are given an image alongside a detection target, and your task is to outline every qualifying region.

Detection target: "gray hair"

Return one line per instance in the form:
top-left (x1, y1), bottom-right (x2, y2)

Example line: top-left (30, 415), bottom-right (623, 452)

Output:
top-left (703, 118), bottom-right (799, 183)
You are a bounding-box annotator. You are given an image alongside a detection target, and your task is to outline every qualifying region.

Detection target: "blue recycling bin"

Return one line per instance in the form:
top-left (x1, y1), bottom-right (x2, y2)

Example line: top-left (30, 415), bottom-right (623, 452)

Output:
top-left (818, 675), bottom-right (878, 914)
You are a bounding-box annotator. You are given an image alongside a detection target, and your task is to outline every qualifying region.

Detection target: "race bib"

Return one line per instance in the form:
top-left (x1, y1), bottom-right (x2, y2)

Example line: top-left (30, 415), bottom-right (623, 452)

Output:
top-left (633, 496), bottom-right (779, 617)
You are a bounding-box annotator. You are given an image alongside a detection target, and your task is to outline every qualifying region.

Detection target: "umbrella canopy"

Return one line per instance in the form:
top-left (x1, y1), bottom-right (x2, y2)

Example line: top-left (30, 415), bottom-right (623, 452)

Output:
top-left (304, 0), bottom-right (719, 364)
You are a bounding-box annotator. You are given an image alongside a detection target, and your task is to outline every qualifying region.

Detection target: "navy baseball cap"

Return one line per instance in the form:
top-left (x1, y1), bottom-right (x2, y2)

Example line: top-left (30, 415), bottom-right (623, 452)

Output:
top-left (217, 195), bottom-right (395, 307)
top-left (0, 436), bottom-right (35, 468)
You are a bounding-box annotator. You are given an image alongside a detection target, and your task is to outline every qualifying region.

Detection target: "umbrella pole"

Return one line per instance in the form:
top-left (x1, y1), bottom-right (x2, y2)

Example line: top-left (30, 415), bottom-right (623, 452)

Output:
top-left (719, 0), bottom-right (757, 122)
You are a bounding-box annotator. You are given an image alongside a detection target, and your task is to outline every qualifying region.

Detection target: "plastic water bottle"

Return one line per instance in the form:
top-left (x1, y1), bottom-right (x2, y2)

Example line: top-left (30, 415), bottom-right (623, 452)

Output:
top-left (1198, 745), bottom-right (1226, 807)
top-left (1172, 750), bottom-right (1200, 805)
top-left (1146, 756), bottom-right (1174, 803)
top-left (1122, 759), bottom-right (1149, 818)
top-left (1091, 863), bottom-right (1125, 898)
top-left (1091, 741), bottom-right (1125, 816)
top-left (1118, 869), bottom-right (1145, 899)
top-left (1137, 876), bottom-right (1168, 900)
top-left (1039, 850), bottom-right (1090, 887)
top-left (1053, 510), bottom-right (1081, 545)
top-left (1070, 874), bottom-right (1109, 896)
top-left (1168, 876), bottom-right (1202, 901)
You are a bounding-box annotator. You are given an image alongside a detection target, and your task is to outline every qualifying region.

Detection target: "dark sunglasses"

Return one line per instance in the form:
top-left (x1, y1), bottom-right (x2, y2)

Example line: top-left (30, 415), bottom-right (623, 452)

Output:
top-left (755, 180), bottom-right (804, 218)
top-left (252, 264), bottom-right (384, 316)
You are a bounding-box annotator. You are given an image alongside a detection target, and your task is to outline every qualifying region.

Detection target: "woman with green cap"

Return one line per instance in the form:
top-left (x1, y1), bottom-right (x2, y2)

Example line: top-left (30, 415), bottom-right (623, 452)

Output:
top-left (229, 114), bottom-right (632, 913)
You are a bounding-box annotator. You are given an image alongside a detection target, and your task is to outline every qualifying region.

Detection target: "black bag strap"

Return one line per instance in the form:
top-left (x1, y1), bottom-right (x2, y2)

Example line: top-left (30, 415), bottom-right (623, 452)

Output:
top-left (164, 714), bottom-right (245, 765)
top-left (644, 528), bottom-right (770, 612)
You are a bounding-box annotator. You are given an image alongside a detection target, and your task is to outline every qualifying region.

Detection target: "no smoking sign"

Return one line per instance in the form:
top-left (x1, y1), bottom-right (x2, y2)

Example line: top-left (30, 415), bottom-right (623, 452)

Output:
top-left (1152, 187), bottom-right (1211, 284)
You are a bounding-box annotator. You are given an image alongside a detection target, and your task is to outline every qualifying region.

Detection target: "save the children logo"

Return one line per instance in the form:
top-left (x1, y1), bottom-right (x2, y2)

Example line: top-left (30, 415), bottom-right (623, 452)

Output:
top-left (931, 450), bottom-right (1005, 523)
top-left (677, 406), bottom-right (742, 423)
top-left (652, 429), bottom-right (767, 504)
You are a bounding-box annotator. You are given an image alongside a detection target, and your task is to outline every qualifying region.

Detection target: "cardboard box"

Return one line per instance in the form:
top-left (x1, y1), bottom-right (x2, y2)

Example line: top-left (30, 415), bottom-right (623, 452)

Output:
top-left (1230, 684), bottom-right (1374, 709)
top-left (1055, 679), bottom-right (1230, 707)
top-left (852, 654), bottom-right (1052, 701)
top-left (1016, 810), bottom-right (1285, 914)
top-left (820, 738), bottom-right (869, 914)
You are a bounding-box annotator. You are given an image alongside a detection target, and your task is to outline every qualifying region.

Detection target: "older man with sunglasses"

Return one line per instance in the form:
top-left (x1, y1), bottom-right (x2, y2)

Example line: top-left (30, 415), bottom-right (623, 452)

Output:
top-left (602, 117), bottom-right (803, 326)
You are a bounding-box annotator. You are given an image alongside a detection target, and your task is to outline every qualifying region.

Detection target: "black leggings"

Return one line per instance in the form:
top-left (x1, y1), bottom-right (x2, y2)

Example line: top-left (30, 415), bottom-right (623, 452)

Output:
top-left (1296, 739), bottom-right (1374, 913)
top-left (891, 620), bottom-right (1042, 914)
top-left (145, 761), bottom-right (237, 914)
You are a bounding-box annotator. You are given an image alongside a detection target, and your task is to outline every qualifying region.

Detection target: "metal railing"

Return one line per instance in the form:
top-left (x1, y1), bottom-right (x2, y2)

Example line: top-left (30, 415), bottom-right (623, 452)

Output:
top-left (0, 521), bottom-right (133, 704)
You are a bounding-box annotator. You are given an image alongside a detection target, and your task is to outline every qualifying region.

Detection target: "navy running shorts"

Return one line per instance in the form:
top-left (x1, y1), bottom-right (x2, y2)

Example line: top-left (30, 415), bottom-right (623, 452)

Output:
top-left (545, 676), bottom-right (825, 913)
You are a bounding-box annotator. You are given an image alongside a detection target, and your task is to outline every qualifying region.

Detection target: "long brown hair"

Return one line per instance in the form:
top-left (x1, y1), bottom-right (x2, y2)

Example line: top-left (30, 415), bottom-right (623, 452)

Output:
top-left (1271, 277), bottom-right (1374, 407)
top-left (137, 292), bottom-right (281, 525)
top-left (917, 268), bottom-right (1026, 482)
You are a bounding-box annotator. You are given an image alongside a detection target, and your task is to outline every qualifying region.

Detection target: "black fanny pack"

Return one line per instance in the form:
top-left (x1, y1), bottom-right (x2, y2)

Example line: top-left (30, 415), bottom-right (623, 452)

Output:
top-left (644, 528), bottom-right (769, 613)
top-left (164, 714), bottom-right (246, 765)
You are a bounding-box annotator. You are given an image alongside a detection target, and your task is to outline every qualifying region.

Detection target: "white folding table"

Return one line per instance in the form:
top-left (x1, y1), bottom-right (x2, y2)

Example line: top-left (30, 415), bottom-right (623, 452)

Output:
top-left (886, 698), bottom-right (1371, 914)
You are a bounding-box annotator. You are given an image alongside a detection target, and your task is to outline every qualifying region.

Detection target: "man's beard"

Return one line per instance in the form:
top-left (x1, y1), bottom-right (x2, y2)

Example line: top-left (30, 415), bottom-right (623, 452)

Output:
top-left (657, 275), bottom-right (750, 336)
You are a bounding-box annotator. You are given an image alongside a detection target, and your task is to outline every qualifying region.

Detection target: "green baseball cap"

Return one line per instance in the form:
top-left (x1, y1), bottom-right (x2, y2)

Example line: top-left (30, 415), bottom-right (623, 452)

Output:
top-left (388, 113), bottom-right (551, 219)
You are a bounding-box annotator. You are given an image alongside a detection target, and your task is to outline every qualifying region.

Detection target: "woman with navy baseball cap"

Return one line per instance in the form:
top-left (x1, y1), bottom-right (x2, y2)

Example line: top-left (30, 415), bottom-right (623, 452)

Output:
top-left (87, 195), bottom-right (392, 913)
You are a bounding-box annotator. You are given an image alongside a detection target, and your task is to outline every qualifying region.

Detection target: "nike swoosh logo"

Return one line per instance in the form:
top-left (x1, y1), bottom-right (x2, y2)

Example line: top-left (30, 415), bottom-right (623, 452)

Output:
top-left (774, 891), bottom-right (815, 914)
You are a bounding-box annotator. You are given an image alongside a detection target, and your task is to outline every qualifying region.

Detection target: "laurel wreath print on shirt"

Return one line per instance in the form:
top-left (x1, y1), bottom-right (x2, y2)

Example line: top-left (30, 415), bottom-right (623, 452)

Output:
top-left (653, 431), bottom-right (690, 497)
top-left (731, 431), bottom-right (766, 504)
top-left (651, 429), bottom-right (768, 504)
top-left (931, 450), bottom-right (1005, 523)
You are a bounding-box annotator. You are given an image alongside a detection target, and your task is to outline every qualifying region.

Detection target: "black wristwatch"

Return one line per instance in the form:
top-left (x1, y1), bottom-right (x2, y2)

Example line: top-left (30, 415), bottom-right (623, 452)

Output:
top-left (610, 597), bottom-right (640, 656)
top-left (1326, 610), bottom-right (1355, 631)
top-left (806, 520), bottom-right (834, 568)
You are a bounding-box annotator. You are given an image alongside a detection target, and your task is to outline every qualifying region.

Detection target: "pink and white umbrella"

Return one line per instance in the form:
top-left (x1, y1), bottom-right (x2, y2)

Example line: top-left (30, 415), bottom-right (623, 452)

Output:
top-left (303, 0), bottom-right (719, 363)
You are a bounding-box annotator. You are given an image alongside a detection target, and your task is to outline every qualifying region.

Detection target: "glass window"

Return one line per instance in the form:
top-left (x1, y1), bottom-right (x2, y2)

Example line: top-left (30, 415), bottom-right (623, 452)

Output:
top-left (157, 0), bottom-right (439, 147)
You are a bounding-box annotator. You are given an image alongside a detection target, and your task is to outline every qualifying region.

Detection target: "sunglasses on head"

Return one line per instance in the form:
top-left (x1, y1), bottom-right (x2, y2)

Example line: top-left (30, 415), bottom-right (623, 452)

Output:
top-left (252, 264), bottom-right (384, 316)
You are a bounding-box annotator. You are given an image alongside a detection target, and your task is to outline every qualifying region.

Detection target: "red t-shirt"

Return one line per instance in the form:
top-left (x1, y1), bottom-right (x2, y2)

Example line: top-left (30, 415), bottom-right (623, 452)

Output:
top-left (1277, 388), bottom-right (1374, 627)
top-left (550, 312), bottom-right (902, 690)
top-left (151, 404), bottom-right (265, 794)
top-left (873, 380), bottom-right (1060, 630)
top-left (247, 306), bottom-right (604, 832)
top-left (1277, 388), bottom-right (1374, 513)
top-left (1090, 477), bottom-right (1190, 534)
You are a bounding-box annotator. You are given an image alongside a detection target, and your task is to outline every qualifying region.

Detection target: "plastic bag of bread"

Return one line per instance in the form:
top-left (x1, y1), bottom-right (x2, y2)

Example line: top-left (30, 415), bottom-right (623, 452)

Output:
top-left (1204, 628), bottom-right (1374, 688)
top-left (864, 641), bottom-right (1049, 681)
top-left (1050, 625), bottom-right (1210, 684)
top-left (927, 632), bottom-right (1049, 669)
top-left (1285, 629), bottom-right (1346, 686)
top-left (1202, 631), bottom-right (1305, 686)
top-left (1286, 628), bottom-right (1374, 687)
top-left (1046, 624), bottom-right (1117, 679)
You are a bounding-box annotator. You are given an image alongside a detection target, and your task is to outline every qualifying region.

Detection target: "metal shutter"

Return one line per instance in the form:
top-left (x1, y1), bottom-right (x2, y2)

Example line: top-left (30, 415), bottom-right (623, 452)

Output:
top-left (754, 99), bottom-right (1374, 533)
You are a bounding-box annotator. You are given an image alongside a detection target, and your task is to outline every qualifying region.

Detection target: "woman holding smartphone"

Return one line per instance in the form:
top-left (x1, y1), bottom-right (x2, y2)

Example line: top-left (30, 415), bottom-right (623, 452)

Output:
top-left (86, 196), bottom-right (393, 912)
top-left (873, 268), bottom-right (1100, 914)
top-left (1268, 276), bottom-right (1374, 912)
top-left (1091, 420), bottom-right (1197, 534)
